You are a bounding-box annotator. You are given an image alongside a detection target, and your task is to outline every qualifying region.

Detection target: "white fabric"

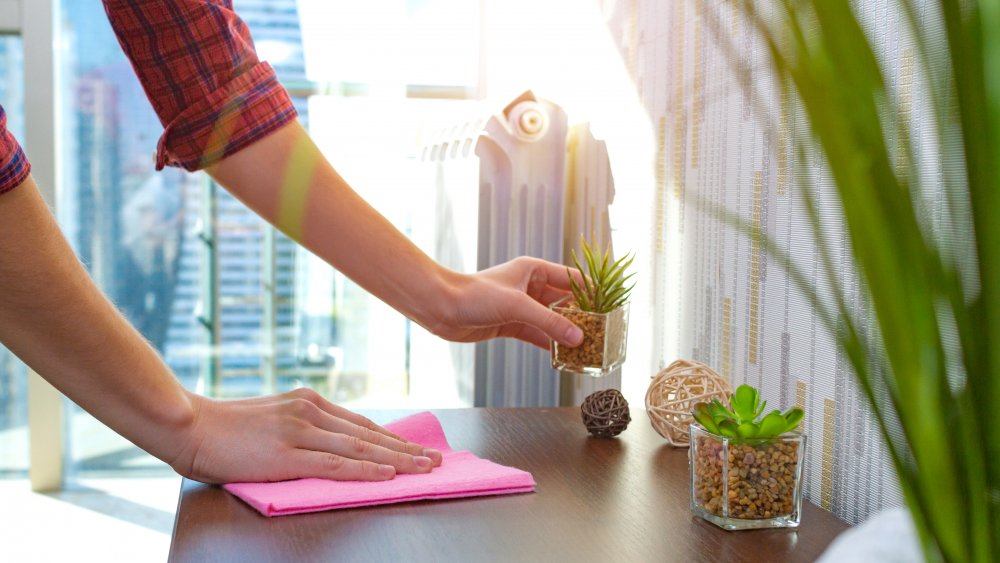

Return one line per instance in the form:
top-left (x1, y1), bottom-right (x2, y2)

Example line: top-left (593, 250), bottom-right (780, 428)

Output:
top-left (817, 507), bottom-right (923, 563)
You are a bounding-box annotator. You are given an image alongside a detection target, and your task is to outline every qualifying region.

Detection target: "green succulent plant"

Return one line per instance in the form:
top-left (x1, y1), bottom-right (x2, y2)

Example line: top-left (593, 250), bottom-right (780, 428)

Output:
top-left (692, 384), bottom-right (804, 439)
top-left (567, 238), bottom-right (635, 314)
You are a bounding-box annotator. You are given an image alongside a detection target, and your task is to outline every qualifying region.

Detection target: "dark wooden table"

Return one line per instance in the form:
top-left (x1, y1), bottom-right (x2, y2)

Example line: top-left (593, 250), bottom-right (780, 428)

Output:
top-left (169, 408), bottom-right (848, 562)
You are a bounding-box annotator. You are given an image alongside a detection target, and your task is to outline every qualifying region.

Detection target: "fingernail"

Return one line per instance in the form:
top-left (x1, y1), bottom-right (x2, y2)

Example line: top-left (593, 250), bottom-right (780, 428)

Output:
top-left (378, 464), bottom-right (396, 478)
top-left (564, 326), bottom-right (583, 346)
top-left (414, 456), bottom-right (433, 469)
top-left (423, 448), bottom-right (441, 460)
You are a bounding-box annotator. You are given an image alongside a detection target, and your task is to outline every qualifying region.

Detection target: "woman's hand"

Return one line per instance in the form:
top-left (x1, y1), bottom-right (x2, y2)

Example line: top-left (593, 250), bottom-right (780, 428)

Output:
top-left (428, 256), bottom-right (586, 350)
top-left (169, 388), bottom-right (442, 484)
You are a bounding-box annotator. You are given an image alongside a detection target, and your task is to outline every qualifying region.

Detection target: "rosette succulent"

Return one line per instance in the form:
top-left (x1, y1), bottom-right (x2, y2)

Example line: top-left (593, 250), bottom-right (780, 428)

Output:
top-left (692, 384), bottom-right (804, 439)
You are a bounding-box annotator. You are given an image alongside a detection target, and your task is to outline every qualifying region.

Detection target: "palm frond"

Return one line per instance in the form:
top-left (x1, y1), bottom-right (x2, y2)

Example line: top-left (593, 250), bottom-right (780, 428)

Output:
top-left (696, 0), bottom-right (999, 559)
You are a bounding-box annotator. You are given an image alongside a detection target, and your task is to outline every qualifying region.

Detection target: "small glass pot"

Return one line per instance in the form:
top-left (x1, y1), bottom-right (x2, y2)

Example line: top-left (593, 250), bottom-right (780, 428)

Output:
top-left (689, 424), bottom-right (806, 530)
top-left (549, 295), bottom-right (629, 377)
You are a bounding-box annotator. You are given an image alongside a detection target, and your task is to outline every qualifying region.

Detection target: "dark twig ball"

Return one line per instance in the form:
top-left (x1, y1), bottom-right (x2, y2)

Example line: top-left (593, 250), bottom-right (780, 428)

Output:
top-left (581, 389), bottom-right (631, 437)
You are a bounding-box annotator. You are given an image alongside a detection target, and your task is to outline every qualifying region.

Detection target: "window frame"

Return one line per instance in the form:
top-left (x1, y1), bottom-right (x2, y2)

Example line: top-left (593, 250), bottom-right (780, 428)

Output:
top-left (19, 0), bottom-right (66, 492)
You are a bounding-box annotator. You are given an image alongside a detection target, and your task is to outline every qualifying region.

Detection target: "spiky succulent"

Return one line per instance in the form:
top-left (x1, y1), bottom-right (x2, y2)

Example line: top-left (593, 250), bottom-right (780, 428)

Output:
top-left (692, 384), bottom-right (804, 439)
top-left (567, 238), bottom-right (635, 314)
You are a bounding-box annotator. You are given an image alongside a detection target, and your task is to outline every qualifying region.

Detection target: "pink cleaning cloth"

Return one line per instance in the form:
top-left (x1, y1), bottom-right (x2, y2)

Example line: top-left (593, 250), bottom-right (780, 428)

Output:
top-left (223, 411), bottom-right (536, 517)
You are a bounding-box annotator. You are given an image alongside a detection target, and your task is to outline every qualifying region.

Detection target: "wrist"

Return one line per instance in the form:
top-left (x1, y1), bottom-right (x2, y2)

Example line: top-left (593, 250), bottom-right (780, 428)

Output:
top-left (412, 266), bottom-right (464, 337)
top-left (159, 389), bottom-right (204, 476)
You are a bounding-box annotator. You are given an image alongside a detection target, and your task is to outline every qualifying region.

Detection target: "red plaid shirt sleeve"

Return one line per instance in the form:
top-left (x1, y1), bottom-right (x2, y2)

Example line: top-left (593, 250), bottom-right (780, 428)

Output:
top-left (0, 104), bottom-right (30, 196)
top-left (103, 0), bottom-right (298, 171)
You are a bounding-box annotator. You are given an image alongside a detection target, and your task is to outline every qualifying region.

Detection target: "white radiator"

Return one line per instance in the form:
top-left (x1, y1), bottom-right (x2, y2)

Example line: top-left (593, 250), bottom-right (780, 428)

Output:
top-left (419, 91), bottom-right (621, 407)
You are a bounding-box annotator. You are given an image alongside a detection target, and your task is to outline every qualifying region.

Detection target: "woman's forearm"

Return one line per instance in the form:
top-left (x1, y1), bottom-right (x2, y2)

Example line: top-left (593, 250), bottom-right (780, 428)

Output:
top-left (0, 179), bottom-right (194, 465)
top-left (0, 177), bottom-right (443, 483)
top-left (206, 120), bottom-right (459, 335)
top-left (207, 120), bottom-right (585, 349)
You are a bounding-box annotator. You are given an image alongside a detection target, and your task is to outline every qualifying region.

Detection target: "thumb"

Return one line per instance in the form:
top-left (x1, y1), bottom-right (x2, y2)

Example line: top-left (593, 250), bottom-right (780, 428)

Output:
top-left (513, 296), bottom-right (583, 347)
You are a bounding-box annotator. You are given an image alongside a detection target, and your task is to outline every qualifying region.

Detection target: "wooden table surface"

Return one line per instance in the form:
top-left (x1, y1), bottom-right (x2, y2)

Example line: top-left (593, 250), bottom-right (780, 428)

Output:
top-left (169, 408), bottom-right (848, 562)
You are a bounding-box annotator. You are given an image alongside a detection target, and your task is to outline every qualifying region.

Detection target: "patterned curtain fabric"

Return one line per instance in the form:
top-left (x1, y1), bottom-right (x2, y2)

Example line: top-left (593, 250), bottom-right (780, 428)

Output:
top-left (600, 0), bottom-right (947, 524)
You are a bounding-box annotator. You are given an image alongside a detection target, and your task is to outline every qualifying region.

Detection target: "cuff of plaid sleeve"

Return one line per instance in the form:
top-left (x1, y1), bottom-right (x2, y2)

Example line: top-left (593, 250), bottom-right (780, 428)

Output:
top-left (156, 62), bottom-right (298, 172)
top-left (0, 141), bottom-right (31, 196)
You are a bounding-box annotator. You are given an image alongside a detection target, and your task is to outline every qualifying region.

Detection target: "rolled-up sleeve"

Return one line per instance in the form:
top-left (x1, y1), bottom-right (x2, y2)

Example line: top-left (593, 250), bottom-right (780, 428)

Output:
top-left (0, 104), bottom-right (30, 196)
top-left (103, 0), bottom-right (298, 171)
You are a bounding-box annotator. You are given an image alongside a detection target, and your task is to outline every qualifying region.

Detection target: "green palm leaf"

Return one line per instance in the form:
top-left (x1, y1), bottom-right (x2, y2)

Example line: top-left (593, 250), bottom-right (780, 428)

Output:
top-left (697, 1), bottom-right (1000, 560)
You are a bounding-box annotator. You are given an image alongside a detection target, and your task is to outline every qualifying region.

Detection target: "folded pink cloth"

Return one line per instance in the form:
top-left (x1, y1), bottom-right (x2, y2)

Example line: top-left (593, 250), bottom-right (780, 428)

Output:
top-left (224, 411), bottom-right (536, 517)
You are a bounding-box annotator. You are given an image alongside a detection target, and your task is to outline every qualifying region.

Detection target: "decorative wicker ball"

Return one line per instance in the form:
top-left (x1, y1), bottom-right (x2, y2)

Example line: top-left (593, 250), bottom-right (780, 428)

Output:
top-left (644, 359), bottom-right (731, 447)
top-left (581, 389), bottom-right (631, 437)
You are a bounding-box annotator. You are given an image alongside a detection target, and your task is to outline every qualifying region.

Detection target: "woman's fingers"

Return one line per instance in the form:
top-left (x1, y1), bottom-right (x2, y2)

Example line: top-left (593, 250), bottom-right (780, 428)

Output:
top-left (291, 448), bottom-right (398, 482)
top-left (324, 404), bottom-right (410, 446)
top-left (493, 322), bottom-right (552, 349)
top-left (517, 256), bottom-right (581, 291)
top-left (508, 293), bottom-right (583, 347)
top-left (293, 401), bottom-right (441, 470)
top-left (468, 258), bottom-right (584, 348)
top-left (236, 389), bottom-right (444, 470)
top-left (286, 389), bottom-right (443, 466)
top-left (296, 426), bottom-right (436, 475)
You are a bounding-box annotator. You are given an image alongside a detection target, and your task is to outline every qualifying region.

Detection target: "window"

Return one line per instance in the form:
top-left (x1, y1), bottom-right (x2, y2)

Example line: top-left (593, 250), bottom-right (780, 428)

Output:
top-left (204, 0), bottom-right (485, 407)
top-left (55, 0), bottom-right (486, 479)
top-left (57, 3), bottom-right (200, 477)
top-left (54, 0), bottom-right (643, 479)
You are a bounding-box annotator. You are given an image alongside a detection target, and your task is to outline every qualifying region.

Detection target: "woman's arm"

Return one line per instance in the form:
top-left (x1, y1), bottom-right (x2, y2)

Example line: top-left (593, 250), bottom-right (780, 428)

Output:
top-left (0, 177), bottom-right (440, 483)
top-left (102, 1), bottom-right (584, 347)
top-left (207, 121), bottom-right (585, 349)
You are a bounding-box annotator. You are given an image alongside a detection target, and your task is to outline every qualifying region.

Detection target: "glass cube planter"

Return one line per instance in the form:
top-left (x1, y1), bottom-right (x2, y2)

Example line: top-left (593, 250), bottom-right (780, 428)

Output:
top-left (549, 295), bottom-right (629, 377)
top-left (689, 424), bottom-right (806, 530)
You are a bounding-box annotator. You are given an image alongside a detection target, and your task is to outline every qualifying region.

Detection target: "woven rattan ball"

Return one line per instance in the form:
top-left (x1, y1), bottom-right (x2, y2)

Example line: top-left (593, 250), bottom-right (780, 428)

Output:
top-left (581, 389), bottom-right (631, 437)
top-left (644, 359), bottom-right (731, 446)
